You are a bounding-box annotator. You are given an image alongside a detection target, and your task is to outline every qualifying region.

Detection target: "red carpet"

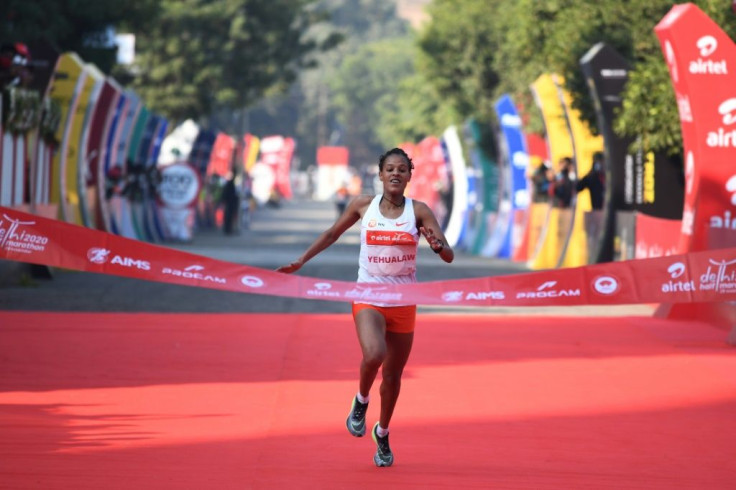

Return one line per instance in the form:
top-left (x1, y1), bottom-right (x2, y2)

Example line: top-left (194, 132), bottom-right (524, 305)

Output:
top-left (1, 312), bottom-right (735, 489)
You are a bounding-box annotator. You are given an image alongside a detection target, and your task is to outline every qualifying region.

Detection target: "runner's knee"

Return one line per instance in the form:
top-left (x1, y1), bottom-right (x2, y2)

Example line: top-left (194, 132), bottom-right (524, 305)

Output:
top-left (362, 347), bottom-right (386, 369)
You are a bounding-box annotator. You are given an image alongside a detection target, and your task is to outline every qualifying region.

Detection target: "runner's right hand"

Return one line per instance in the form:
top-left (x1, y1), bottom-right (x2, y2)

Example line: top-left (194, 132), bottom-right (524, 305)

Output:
top-left (276, 260), bottom-right (303, 273)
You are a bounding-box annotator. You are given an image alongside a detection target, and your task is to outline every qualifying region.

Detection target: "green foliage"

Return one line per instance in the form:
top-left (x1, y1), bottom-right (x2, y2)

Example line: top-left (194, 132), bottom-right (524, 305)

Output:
top-left (330, 37), bottom-right (415, 162)
top-left (615, 53), bottom-right (681, 153)
top-left (247, 0), bottom-right (416, 167)
top-left (380, 72), bottom-right (459, 146)
top-left (418, 0), bottom-right (500, 124)
top-left (120, 0), bottom-right (322, 123)
top-left (0, 0), bottom-right (160, 73)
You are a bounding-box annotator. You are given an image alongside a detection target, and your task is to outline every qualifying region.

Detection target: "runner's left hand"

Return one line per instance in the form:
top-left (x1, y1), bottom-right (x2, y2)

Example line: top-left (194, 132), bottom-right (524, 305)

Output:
top-left (420, 226), bottom-right (443, 252)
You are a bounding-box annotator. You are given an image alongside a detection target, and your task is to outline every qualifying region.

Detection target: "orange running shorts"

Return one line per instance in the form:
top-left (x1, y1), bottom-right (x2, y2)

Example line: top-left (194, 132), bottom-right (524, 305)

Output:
top-left (351, 303), bottom-right (417, 334)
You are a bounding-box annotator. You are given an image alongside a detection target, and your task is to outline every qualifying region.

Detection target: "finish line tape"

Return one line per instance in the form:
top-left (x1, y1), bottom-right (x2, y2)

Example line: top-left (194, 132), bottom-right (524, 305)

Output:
top-left (1, 206), bottom-right (735, 307)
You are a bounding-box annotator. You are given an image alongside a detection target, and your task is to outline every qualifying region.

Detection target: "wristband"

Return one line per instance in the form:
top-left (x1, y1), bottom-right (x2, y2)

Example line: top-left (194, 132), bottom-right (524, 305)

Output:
top-left (433, 243), bottom-right (444, 254)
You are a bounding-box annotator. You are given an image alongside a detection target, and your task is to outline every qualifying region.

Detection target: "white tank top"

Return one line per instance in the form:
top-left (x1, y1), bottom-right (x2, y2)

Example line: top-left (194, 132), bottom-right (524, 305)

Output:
top-left (356, 195), bottom-right (418, 306)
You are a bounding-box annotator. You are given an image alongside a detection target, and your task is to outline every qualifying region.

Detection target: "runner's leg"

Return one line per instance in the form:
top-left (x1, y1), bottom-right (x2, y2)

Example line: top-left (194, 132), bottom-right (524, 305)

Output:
top-left (354, 308), bottom-right (387, 398)
top-left (379, 331), bottom-right (414, 429)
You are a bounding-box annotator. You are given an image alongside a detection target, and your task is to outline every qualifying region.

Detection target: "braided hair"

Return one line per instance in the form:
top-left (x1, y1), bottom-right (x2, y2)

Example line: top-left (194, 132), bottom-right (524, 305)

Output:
top-left (378, 148), bottom-right (414, 172)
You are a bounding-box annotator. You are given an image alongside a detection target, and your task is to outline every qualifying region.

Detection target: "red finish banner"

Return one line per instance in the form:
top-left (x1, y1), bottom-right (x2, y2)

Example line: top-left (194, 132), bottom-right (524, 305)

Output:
top-left (656, 4), bottom-right (736, 252)
top-left (2, 206), bottom-right (736, 307)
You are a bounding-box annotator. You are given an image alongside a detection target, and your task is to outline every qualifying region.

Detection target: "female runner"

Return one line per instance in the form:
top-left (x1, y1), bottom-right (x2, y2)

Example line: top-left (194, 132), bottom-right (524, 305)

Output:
top-left (277, 148), bottom-right (453, 467)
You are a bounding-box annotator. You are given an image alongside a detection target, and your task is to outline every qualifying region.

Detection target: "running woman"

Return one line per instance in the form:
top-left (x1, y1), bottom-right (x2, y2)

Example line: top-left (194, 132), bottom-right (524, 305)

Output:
top-left (277, 148), bottom-right (453, 467)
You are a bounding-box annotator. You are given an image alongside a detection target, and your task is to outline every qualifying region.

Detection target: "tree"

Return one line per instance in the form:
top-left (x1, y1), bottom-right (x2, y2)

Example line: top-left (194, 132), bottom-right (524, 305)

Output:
top-left (380, 71), bottom-right (459, 146)
top-left (245, 0), bottom-right (412, 168)
top-left (0, 0), bottom-right (160, 73)
top-left (120, 0), bottom-right (329, 124)
top-left (330, 37), bottom-right (416, 163)
top-left (418, 0), bottom-right (500, 124)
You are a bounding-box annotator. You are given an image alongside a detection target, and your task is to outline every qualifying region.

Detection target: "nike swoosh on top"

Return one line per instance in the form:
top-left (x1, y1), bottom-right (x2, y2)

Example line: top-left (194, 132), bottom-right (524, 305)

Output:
top-left (396, 221), bottom-right (408, 227)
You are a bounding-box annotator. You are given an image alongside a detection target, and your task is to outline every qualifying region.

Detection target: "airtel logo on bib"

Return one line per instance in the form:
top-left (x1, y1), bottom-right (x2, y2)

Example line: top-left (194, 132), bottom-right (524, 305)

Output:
top-left (690, 35), bottom-right (727, 75)
top-left (706, 99), bottom-right (736, 147)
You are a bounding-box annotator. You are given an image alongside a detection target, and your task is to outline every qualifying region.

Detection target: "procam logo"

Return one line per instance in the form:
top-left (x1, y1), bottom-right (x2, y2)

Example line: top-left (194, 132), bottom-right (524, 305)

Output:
top-left (162, 265), bottom-right (226, 284)
top-left (516, 281), bottom-right (580, 299)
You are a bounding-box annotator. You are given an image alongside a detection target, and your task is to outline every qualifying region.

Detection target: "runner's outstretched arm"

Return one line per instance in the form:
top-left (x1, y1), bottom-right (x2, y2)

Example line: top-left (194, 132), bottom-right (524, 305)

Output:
top-left (276, 195), bottom-right (371, 273)
top-left (414, 200), bottom-right (454, 263)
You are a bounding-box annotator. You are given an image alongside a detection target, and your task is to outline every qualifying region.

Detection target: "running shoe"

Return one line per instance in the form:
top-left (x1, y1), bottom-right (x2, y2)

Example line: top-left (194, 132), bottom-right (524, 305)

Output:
top-left (371, 422), bottom-right (394, 467)
top-left (346, 396), bottom-right (368, 437)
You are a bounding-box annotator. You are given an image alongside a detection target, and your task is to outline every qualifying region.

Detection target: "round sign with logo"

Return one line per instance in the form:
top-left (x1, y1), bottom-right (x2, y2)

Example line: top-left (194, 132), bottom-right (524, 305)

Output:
top-left (157, 163), bottom-right (201, 209)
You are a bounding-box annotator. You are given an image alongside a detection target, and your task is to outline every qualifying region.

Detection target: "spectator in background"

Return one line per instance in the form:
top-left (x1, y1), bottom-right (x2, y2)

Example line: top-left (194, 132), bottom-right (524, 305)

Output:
top-left (221, 172), bottom-right (240, 235)
top-left (551, 157), bottom-right (575, 209)
top-left (334, 184), bottom-right (349, 217)
top-left (577, 152), bottom-right (607, 260)
top-left (531, 160), bottom-right (553, 203)
top-left (576, 152), bottom-right (606, 210)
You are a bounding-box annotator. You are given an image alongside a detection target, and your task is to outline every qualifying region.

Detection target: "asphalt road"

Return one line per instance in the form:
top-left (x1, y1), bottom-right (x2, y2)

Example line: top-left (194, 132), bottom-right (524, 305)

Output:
top-left (0, 198), bottom-right (653, 316)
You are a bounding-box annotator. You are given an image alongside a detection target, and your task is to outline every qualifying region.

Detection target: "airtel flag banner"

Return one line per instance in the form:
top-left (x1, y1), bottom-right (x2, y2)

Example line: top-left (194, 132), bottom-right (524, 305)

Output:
top-left (207, 133), bottom-right (234, 177)
top-left (2, 205), bottom-right (736, 307)
top-left (655, 4), bottom-right (736, 252)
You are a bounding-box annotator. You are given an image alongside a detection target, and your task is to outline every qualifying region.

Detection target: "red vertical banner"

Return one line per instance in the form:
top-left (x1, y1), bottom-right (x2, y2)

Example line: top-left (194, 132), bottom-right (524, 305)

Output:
top-left (655, 4), bottom-right (736, 252)
top-left (315, 145), bottom-right (349, 201)
top-left (406, 137), bottom-right (447, 224)
top-left (207, 133), bottom-right (234, 177)
top-left (260, 136), bottom-right (295, 200)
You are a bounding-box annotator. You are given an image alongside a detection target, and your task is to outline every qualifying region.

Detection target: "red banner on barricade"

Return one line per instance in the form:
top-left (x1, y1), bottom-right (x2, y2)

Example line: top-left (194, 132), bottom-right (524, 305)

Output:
top-left (1, 206), bottom-right (736, 307)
